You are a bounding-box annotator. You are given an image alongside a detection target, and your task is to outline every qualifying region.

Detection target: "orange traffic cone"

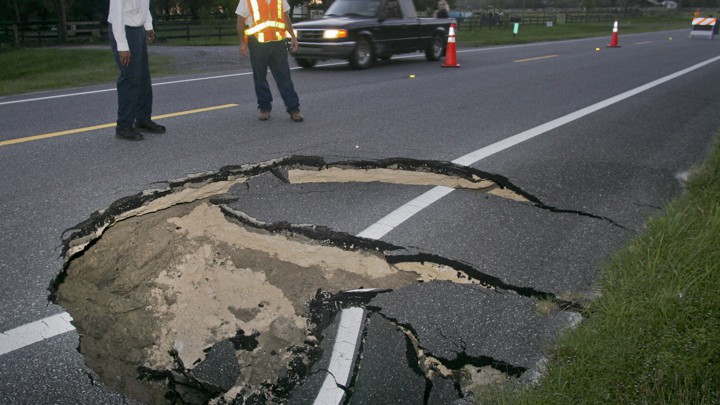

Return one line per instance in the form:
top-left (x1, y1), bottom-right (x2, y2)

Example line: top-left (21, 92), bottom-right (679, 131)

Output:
top-left (607, 19), bottom-right (621, 48)
top-left (442, 23), bottom-right (460, 68)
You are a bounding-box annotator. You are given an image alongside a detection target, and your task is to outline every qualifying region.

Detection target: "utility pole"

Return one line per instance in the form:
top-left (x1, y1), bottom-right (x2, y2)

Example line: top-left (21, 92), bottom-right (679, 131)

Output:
top-left (58, 0), bottom-right (68, 42)
top-left (13, 0), bottom-right (20, 22)
top-left (12, 0), bottom-right (21, 45)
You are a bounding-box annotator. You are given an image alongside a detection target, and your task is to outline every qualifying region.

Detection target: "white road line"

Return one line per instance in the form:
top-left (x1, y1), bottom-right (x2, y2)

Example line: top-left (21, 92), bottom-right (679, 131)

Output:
top-left (356, 186), bottom-right (454, 240)
top-left (355, 54), bottom-right (720, 241)
top-left (453, 54), bottom-right (720, 166)
top-left (0, 62), bottom-right (349, 107)
top-left (313, 307), bottom-right (365, 405)
top-left (311, 53), bottom-right (720, 403)
top-left (0, 88), bottom-right (116, 106)
top-left (0, 313), bottom-right (75, 356)
top-left (0, 35), bottom-right (626, 107)
top-left (1, 53), bottom-right (718, 405)
top-left (151, 72), bottom-right (251, 87)
top-left (0, 72), bottom-right (252, 106)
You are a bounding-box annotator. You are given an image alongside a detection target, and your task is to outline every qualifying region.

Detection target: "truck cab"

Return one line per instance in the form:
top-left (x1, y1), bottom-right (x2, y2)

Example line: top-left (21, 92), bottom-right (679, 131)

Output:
top-left (292, 0), bottom-right (454, 69)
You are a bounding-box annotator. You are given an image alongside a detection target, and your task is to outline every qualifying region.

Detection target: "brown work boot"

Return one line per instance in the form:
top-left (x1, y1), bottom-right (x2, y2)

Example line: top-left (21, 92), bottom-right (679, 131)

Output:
top-left (290, 111), bottom-right (304, 122)
top-left (259, 110), bottom-right (270, 121)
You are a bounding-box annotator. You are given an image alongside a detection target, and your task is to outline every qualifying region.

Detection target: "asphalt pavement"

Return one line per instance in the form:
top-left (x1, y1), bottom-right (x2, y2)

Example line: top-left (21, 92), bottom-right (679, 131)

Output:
top-left (2, 30), bottom-right (720, 404)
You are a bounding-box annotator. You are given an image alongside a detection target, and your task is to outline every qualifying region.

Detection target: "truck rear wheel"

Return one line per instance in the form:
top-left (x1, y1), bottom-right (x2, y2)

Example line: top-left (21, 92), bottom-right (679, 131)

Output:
top-left (296, 58), bottom-right (317, 68)
top-left (425, 34), bottom-right (445, 61)
top-left (349, 38), bottom-right (375, 69)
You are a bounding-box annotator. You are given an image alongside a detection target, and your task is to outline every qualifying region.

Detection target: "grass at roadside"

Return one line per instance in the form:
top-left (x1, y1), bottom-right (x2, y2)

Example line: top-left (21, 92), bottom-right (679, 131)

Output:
top-left (156, 14), bottom-right (694, 47)
top-left (0, 48), bottom-right (173, 96)
top-left (456, 14), bottom-right (692, 46)
top-left (476, 136), bottom-right (720, 404)
top-left (0, 13), bottom-right (700, 96)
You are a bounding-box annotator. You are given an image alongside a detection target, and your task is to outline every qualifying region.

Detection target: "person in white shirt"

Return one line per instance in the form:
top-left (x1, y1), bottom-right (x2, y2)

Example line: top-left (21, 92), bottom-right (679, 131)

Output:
top-left (108, 0), bottom-right (166, 141)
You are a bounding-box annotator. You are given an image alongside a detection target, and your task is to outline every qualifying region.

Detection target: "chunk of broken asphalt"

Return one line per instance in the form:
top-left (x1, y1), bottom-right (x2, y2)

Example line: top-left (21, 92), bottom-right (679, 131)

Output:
top-left (190, 339), bottom-right (241, 392)
top-left (369, 281), bottom-right (580, 371)
top-left (349, 312), bottom-right (436, 404)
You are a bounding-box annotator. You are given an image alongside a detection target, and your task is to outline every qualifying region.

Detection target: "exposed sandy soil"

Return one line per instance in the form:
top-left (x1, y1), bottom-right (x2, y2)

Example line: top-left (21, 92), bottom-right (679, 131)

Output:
top-left (56, 200), bottom-right (469, 403)
top-left (54, 160), bottom-right (521, 404)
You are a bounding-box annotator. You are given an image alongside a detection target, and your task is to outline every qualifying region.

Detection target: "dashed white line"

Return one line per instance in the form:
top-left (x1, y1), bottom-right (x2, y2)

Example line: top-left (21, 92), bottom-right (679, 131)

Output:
top-left (313, 307), bottom-right (365, 405)
top-left (356, 186), bottom-right (454, 240)
top-left (0, 312), bottom-right (75, 356)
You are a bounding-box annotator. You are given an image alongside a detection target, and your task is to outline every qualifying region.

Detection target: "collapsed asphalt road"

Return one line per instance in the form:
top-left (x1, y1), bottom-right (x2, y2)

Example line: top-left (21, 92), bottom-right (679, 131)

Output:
top-left (51, 157), bottom-right (594, 404)
top-left (3, 32), bottom-right (720, 405)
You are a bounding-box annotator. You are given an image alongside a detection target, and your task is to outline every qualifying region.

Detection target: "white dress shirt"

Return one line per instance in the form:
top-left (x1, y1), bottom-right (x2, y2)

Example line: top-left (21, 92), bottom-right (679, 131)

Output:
top-left (108, 0), bottom-right (154, 52)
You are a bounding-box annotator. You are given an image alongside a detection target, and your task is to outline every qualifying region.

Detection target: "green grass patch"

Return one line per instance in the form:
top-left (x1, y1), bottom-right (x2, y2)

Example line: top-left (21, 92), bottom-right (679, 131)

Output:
top-left (478, 136), bottom-right (720, 404)
top-left (0, 14), bottom-right (704, 95)
top-left (0, 48), bottom-right (173, 96)
top-left (457, 15), bottom-right (692, 46)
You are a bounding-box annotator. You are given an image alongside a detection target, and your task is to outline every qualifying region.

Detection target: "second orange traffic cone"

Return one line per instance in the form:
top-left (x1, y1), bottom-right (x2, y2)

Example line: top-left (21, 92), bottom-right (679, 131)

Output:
top-left (607, 19), bottom-right (621, 48)
top-left (442, 23), bottom-right (460, 68)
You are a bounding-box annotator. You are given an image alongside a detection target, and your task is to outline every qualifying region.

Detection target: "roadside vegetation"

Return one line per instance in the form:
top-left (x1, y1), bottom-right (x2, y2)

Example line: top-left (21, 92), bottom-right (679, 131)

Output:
top-left (476, 135), bottom-right (720, 404)
top-left (155, 12), bottom-right (694, 46)
top-left (0, 12), bottom-right (704, 96)
top-left (1, 8), bottom-right (718, 404)
top-left (0, 48), bottom-right (173, 96)
top-left (456, 13), bottom-right (692, 46)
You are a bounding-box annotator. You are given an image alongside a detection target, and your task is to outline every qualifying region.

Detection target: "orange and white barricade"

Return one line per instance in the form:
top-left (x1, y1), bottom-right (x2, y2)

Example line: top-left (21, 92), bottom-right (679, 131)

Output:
top-left (690, 17), bottom-right (717, 39)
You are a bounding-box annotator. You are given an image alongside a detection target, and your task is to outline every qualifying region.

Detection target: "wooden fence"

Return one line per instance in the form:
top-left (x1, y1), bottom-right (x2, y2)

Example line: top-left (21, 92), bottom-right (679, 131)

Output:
top-left (153, 19), bottom-right (236, 41)
top-left (1, 10), bottom-right (643, 45)
top-left (457, 10), bottom-right (639, 31)
top-left (1, 21), bottom-right (105, 45)
top-left (0, 19), bottom-right (239, 45)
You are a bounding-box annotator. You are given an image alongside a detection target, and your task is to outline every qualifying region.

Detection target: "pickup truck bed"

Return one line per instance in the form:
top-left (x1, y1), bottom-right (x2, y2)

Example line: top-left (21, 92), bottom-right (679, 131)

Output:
top-left (292, 0), bottom-right (455, 69)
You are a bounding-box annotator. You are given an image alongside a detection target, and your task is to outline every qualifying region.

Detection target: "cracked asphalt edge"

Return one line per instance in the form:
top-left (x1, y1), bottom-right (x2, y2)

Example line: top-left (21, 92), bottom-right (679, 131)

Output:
top-left (48, 155), bottom-right (589, 403)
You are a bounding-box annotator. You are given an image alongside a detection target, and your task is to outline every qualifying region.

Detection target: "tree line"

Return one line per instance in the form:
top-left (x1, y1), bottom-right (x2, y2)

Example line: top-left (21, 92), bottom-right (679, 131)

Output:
top-left (0, 0), bottom-right (315, 23)
top-left (2, 0), bottom-right (715, 24)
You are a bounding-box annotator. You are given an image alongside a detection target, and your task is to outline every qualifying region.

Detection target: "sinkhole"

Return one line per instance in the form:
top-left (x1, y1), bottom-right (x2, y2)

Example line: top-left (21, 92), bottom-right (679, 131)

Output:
top-left (49, 156), bottom-right (534, 404)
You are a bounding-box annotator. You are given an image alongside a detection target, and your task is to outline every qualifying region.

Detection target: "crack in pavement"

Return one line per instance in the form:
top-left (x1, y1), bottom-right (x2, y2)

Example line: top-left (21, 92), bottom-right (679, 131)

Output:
top-left (374, 307), bottom-right (527, 389)
top-left (47, 155), bottom-right (590, 404)
top-left (316, 368), bottom-right (350, 392)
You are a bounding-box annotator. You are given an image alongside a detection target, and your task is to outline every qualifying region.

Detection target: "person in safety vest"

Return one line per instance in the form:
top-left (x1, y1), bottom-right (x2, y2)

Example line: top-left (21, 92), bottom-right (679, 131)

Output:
top-left (236, 0), bottom-right (303, 122)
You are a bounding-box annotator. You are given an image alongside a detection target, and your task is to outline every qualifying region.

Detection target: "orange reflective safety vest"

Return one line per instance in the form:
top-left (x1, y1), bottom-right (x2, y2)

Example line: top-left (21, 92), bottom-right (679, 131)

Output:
top-left (244, 0), bottom-right (287, 43)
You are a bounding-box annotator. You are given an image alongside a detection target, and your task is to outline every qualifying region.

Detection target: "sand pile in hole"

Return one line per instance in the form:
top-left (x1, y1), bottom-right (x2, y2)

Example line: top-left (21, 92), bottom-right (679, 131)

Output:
top-left (56, 200), bottom-right (444, 403)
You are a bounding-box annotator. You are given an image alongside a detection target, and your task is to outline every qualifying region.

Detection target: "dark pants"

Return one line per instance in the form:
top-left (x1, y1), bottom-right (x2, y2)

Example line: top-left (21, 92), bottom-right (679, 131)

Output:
top-left (110, 25), bottom-right (153, 128)
top-left (248, 37), bottom-right (300, 114)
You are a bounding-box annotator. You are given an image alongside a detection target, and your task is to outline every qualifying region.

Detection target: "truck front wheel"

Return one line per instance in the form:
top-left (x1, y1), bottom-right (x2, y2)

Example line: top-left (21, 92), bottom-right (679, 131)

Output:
top-left (349, 38), bottom-right (375, 69)
top-left (425, 34), bottom-right (445, 61)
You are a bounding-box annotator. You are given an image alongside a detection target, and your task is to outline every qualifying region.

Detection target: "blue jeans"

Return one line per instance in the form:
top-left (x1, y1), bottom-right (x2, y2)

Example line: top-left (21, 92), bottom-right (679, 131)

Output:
top-left (248, 38), bottom-right (300, 114)
top-left (110, 25), bottom-right (153, 128)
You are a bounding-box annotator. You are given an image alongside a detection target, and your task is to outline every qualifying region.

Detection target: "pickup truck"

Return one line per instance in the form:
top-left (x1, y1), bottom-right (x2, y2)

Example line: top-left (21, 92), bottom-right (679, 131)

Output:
top-left (292, 0), bottom-right (455, 69)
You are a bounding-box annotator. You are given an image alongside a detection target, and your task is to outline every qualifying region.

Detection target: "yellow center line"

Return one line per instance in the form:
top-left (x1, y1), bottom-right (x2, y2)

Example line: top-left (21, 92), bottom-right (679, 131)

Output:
top-left (514, 54), bottom-right (559, 63)
top-left (0, 103), bottom-right (239, 148)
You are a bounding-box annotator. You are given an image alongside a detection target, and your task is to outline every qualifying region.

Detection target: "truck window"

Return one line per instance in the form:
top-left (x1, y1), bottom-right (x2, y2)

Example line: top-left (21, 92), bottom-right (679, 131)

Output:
top-left (325, 0), bottom-right (381, 18)
top-left (384, 0), bottom-right (401, 18)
